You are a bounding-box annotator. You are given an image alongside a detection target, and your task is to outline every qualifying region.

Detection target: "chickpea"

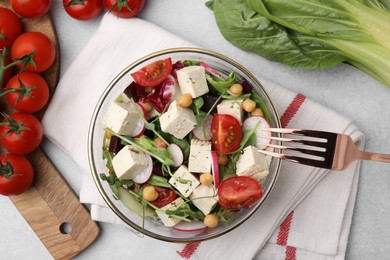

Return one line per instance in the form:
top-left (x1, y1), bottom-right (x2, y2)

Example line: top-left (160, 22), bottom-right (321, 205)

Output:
top-left (143, 186), bottom-right (159, 202)
top-left (228, 83), bottom-right (243, 97)
top-left (138, 101), bottom-right (153, 112)
top-left (251, 108), bottom-right (264, 117)
top-left (177, 93), bottom-right (193, 107)
top-left (242, 98), bottom-right (256, 112)
top-left (154, 137), bottom-right (166, 148)
top-left (204, 214), bottom-right (219, 228)
top-left (218, 154), bottom-right (229, 165)
top-left (200, 172), bottom-right (213, 186)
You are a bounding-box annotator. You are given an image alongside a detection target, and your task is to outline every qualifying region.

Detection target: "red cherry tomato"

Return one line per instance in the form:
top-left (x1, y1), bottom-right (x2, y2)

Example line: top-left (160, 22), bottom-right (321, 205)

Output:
top-left (149, 186), bottom-right (177, 208)
top-left (11, 31), bottom-right (56, 73)
top-left (10, 0), bottom-right (51, 18)
top-left (104, 0), bottom-right (145, 18)
top-left (0, 153), bottom-right (34, 196)
top-left (5, 72), bottom-right (50, 113)
top-left (0, 113), bottom-right (43, 155)
top-left (63, 0), bottom-right (103, 21)
top-left (218, 176), bottom-right (263, 210)
top-left (131, 58), bottom-right (172, 87)
top-left (211, 114), bottom-right (242, 153)
top-left (0, 7), bottom-right (22, 50)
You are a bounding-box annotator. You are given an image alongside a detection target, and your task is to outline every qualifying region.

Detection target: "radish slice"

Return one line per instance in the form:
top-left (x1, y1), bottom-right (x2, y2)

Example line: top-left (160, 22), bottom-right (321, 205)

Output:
top-left (211, 151), bottom-right (220, 188)
top-left (242, 116), bottom-right (271, 150)
top-left (133, 154), bottom-right (153, 184)
top-left (124, 102), bottom-right (146, 137)
top-left (173, 220), bottom-right (207, 232)
top-left (167, 143), bottom-right (183, 167)
top-left (200, 62), bottom-right (222, 78)
top-left (192, 114), bottom-right (213, 141)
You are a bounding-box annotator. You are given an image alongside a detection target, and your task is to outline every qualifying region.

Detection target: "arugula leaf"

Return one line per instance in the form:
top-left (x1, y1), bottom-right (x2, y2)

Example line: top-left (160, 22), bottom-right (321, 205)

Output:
top-left (132, 135), bottom-right (174, 166)
top-left (206, 71), bottom-right (237, 93)
top-left (100, 173), bottom-right (134, 199)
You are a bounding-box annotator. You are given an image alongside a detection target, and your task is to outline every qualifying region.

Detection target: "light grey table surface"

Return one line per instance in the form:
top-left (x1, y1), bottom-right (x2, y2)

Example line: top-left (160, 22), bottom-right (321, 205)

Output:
top-left (1, 1), bottom-right (389, 259)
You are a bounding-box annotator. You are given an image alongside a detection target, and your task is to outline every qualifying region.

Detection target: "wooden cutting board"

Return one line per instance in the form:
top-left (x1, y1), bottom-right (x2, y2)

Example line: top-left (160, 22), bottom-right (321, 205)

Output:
top-left (0, 2), bottom-right (100, 259)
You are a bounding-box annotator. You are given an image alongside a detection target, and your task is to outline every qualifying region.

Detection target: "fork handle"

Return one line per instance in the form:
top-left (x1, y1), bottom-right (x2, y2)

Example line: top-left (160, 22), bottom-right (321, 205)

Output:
top-left (360, 151), bottom-right (390, 163)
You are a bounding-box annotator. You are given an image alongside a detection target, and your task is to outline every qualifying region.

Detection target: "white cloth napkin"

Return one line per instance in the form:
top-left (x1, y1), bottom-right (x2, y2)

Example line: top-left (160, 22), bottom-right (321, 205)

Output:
top-left (42, 14), bottom-right (364, 260)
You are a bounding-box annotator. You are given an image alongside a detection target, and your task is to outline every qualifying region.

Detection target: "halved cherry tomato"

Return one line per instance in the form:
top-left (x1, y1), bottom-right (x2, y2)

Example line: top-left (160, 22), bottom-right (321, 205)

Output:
top-left (104, 0), bottom-right (145, 18)
top-left (211, 114), bottom-right (242, 153)
top-left (131, 58), bottom-right (172, 88)
top-left (11, 31), bottom-right (56, 73)
top-left (63, 0), bottom-right (103, 21)
top-left (0, 153), bottom-right (34, 196)
top-left (0, 7), bottom-right (22, 50)
top-left (0, 112), bottom-right (43, 155)
top-left (10, 0), bottom-right (51, 18)
top-left (218, 176), bottom-right (262, 210)
top-left (5, 72), bottom-right (50, 113)
top-left (149, 186), bottom-right (177, 208)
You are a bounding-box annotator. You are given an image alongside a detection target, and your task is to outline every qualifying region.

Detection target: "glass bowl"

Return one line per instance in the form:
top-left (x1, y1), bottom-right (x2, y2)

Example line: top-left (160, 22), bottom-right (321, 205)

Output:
top-left (88, 48), bottom-right (282, 243)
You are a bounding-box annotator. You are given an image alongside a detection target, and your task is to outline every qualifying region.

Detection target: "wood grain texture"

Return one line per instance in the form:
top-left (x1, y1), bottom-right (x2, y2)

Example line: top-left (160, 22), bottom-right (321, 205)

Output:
top-left (1, 2), bottom-right (100, 259)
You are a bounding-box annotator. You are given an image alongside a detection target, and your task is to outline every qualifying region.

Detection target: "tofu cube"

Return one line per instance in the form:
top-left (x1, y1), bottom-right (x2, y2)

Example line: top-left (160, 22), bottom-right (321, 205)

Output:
top-left (188, 139), bottom-right (212, 173)
top-left (217, 99), bottom-right (244, 124)
top-left (112, 145), bottom-right (148, 180)
top-left (177, 66), bottom-right (209, 98)
top-left (190, 185), bottom-right (218, 216)
top-left (169, 165), bottom-right (200, 197)
top-left (159, 100), bottom-right (197, 139)
top-left (156, 197), bottom-right (186, 227)
top-left (102, 101), bottom-right (141, 135)
top-left (236, 146), bottom-right (269, 181)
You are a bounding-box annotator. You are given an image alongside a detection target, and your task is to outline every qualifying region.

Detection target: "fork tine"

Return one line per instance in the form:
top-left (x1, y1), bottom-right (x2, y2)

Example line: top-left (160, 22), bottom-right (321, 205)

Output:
top-left (257, 149), bottom-right (326, 168)
top-left (259, 142), bottom-right (326, 157)
top-left (260, 135), bottom-right (329, 148)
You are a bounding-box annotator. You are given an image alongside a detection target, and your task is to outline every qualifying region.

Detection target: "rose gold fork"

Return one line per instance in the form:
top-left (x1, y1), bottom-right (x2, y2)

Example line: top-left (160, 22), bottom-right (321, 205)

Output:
top-left (258, 128), bottom-right (390, 170)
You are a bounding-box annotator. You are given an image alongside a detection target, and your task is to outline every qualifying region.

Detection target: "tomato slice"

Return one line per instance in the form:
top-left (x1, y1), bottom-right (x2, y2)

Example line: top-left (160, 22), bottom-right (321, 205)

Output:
top-left (218, 176), bottom-right (262, 210)
top-left (149, 186), bottom-right (177, 208)
top-left (211, 114), bottom-right (242, 153)
top-left (131, 58), bottom-right (172, 87)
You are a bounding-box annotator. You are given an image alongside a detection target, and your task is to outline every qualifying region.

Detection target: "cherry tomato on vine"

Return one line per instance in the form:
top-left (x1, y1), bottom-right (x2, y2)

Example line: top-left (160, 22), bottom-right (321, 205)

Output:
top-left (211, 114), bottom-right (242, 153)
top-left (63, 0), bottom-right (103, 21)
top-left (104, 0), bottom-right (145, 18)
top-left (0, 112), bottom-right (43, 155)
top-left (218, 176), bottom-right (263, 210)
top-left (131, 58), bottom-right (172, 87)
top-left (10, 0), bottom-right (51, 18)
top-left (4, 72), bottom-right (50, 113)
top-left (0, 7), bottom-right (22, 50)
top-left (11, 31), bottom-right (56, 73)
top-left (0, 153), bottom-right (34, 196)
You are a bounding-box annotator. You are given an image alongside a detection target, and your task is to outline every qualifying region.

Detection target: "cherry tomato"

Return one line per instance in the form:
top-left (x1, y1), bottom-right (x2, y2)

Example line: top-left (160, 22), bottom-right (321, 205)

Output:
top-left (211, 114), bottom-right (242, 153)
top-left (104, 0), bottom-right (145, 18)
top-left (5, 72), bottom-right (50, 113)
top-left (0, 7), bottom-right (22, 50)
top-left (63, 0), bottom-right (103, 21)
top-left (131, 58), bottom-right (172, 88)
top-left (10, 0), bottom-right (51, 18)
top-left (0, 153), bottom-right (34, 196)
top-left (11, 31), bottom-right (56, 73)
top-left (149, 186), bottom-right (177, 208)
top-left (0, 112), bottom-right (43, 155)
top-left (218, 176), bottom-right (263, 210)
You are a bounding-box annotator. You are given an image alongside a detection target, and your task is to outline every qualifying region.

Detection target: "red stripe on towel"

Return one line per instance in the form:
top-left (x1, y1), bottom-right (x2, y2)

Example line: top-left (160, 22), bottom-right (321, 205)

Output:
top-left (277, 93), bottom-right (306, 260)
top-left (277, 211), bottom-right (294, 245)
top-left (177, 242), bottom-right (201, 259)
top-left (285, 246), bottom-right (297, 260)
top-left (280, 93), bottom-right (306, 127)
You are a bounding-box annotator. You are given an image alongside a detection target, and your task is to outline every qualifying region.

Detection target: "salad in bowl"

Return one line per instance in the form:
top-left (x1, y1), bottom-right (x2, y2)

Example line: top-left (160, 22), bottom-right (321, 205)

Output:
top-left (88, 48), bottom-right (282, 242)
